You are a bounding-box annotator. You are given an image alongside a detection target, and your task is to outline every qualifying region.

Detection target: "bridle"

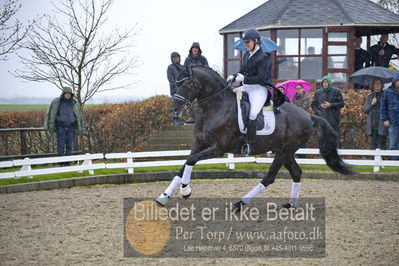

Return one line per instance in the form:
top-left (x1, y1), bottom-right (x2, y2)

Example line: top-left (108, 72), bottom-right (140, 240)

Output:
top-left (174, 67), bottom-right (198, 110)
top-left (173, 67), bottom-right (233, 110)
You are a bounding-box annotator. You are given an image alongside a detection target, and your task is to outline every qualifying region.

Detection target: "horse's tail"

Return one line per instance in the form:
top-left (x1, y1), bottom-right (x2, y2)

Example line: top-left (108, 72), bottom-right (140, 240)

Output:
top-left (311, 115), bottom-right (356, 175)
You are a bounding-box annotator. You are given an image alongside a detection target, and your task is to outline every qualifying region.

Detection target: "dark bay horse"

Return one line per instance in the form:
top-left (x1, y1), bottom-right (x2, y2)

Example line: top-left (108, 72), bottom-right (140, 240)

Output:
top-left (156, 65), bottom-right (355, 207)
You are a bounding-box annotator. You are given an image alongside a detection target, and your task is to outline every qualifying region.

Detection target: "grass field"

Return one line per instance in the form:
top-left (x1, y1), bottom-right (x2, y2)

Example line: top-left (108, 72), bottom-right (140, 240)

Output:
top-left (0, 104), bottom-right (49, 112)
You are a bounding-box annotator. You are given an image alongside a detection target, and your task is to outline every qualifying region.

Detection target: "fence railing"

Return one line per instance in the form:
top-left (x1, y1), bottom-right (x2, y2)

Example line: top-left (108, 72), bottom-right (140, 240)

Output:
top-left (0, 127), bottom-right (82, 159)
top-left (1, 149), bottom-right (399, 180)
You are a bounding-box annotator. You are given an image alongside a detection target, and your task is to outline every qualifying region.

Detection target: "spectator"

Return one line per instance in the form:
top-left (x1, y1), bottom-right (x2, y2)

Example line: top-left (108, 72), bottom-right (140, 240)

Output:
top-left (380, 72), bottom-right (399, 160)
top-left (364, 78), bottom-right (387, 150)
top-left (44, 87), bottom-right (83, 165)
top-left (301, 47), bottom-right (321, 79)
top-left (278, 57), bottom-right (298, 80)
top-left (369, 34), bottom-right (399, 68)
top-left (167, 52), bottom-right (184, 125)
top-left (276, 85), bottom-right (290, 102)
top-left (293, 83), bottom-right (310, 158)
top-left (354, 37), bottom-right (371, 90)
top-left (183, 42), bottom-right (208, 124)
top-left (354, 37), bottom-right (370, 71)
top-left (265, 52), bottom-right (272, 85)
top-left (311, 76), bottom-right (345, 142)
top-left (184, 42), bottom-right (208, 67)
top-left (292, 84), bottom-right (310, 110)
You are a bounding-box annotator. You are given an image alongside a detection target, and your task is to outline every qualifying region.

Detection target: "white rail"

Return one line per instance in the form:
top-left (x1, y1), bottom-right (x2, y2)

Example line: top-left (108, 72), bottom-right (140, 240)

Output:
top-left (0, 149), bottom-right (398, 179)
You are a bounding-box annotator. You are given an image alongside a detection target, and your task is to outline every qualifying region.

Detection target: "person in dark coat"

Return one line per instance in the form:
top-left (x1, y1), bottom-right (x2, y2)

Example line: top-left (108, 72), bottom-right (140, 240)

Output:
top-left (44, 87), bottom-right (83, 165)
top-left (276, 85), bottom-right (291, 103)
top-left (181, 43), bottom-right (208, 124)
top-left (364, 78), bottom-right (388, 150)
top-left (369, 34), bottom-right (399, 68)
top-left (311, 76), bottom-right (345, 140)
top-left (265, 52), bottom-right (272, 85)
top-left (380, 72), bottom-right (399, 160)
top-left (354, 37), bottom-right (371, 90)
top-left (354, 37), bottom-right (370, 71)
top-left (226, 28), bottom-right (272, 155)
top-left (184, 42), bottom-right (208, 67)
top-left (167, 52), bottom-right (184, 125)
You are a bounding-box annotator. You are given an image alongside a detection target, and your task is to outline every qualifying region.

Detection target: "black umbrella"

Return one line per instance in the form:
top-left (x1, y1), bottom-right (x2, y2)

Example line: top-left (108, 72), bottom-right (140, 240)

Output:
top-left (349, 66), bottom-right (397, 86)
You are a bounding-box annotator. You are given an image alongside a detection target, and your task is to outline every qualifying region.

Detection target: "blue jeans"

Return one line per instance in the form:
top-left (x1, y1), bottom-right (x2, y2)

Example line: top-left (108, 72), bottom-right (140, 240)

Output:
top-left (388, 123), bottom-right (399, 160)
top-left (56, 126), bottom-right (76, 157)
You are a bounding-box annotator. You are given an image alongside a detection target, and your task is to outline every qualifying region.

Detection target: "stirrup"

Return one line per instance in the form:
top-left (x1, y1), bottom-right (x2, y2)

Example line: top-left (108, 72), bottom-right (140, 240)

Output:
top-left (241, 143), bottom-right (251, 156)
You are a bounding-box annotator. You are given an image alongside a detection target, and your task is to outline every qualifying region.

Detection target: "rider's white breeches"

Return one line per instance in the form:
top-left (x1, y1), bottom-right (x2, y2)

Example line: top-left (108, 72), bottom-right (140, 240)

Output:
top-left (237, 84), bottom-right (267, 120)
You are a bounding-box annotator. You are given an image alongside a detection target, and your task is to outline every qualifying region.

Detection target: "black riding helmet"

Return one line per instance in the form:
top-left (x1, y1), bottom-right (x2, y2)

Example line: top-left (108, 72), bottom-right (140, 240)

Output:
top-left (242, 28), bottom-right (261, 51)
top-left (242, 28), bottom-right (260, 41)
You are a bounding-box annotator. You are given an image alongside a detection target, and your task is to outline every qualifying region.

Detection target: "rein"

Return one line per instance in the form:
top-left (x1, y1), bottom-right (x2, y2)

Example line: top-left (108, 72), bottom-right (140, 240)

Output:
top-left (197, 86), bottom-right (230, 105)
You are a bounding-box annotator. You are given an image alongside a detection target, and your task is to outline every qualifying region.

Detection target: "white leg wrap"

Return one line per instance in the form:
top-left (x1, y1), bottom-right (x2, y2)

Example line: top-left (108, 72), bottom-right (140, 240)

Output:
top-left (242, 183), bottom-right (266, 205)
top-left (164, 175), bottom-right (181, 197)
top-left (181, 165), bottom-right (193, 185)
top-left (289, 182), bottom-right (301, 207)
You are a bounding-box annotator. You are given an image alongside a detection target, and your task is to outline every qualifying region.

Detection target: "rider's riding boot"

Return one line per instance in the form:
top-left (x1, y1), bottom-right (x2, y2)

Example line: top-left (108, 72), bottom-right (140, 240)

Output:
top-left (185, 117), bottom-right (195, 124)
top-left (172, 115), bottom-right (183, 125)
top-left (242, 119), bottom-right (257, 156)
top-left (264, 90), bottom-right (271, 107)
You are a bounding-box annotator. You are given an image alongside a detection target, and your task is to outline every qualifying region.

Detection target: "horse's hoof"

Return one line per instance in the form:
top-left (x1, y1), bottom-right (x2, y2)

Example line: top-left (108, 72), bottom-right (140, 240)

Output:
top-left (155, 193), bottom-right (169, 207)
top-left (282, 202), bottom-right (297, 209)
top-left (233, 200), bottom-right (244, 213)
top-left (282, 203), bottom-right (292, 209)
top-left (180, 184), bottom-right (192, 199)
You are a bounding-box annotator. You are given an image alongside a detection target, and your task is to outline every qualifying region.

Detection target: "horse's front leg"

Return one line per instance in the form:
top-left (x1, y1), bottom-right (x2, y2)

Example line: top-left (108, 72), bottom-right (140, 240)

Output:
top-left (156, 145), bottom-right (222, 206)
top-left (179, 145), bottom-right (223, 198)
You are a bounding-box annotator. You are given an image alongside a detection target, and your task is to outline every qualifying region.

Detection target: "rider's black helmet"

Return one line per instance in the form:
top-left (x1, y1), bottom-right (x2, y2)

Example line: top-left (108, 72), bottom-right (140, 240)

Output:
top-left (242, 28), bottom-right (260, 41)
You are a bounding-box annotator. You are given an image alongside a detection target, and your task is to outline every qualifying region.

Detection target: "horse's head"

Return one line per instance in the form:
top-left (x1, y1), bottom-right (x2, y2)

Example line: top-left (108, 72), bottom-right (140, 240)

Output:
top-left (172, 66), bottom-right (202, 115)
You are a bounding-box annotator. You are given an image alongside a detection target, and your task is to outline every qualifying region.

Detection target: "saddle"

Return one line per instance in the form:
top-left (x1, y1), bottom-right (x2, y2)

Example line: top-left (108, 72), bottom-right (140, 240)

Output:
top-left (240, 92), bottom-right (265, 130)
top-left (239, 85), bottom-right (285, 131)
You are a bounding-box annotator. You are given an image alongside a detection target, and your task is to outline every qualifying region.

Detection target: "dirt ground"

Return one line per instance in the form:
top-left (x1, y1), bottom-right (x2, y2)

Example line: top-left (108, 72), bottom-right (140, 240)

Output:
top-left (0, 178), bottom-right (398, 266)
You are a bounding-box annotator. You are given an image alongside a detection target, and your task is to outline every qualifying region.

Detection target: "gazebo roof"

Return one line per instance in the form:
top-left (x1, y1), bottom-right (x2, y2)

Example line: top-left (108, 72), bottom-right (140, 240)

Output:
top-left (220, 0), bottom-right (399, 34)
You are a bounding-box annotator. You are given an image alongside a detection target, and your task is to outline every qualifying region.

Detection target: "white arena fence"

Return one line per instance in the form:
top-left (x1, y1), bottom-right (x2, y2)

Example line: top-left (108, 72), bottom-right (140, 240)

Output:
top-left (1, 149), bottom-right (399, 179)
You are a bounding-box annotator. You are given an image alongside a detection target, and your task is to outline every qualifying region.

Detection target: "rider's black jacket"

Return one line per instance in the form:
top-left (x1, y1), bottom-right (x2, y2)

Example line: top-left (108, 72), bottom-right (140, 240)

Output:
top-left (240, 48), bottom-right (271, 86)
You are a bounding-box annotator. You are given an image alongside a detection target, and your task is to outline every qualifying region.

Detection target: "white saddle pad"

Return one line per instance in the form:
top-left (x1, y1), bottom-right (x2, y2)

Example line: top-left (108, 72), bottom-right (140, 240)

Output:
top-left (236, 98), bottom-right (275, 135)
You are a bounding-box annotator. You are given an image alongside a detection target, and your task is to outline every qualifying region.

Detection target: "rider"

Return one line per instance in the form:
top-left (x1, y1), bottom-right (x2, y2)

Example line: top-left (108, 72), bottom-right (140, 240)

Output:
top-left (227, 28), bottom-right (271, 155)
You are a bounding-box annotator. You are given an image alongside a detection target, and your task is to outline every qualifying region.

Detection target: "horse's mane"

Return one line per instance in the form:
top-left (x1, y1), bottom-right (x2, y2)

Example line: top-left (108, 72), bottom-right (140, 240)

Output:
top-left (178, 65), bottom-right (226, 87)
top-left (193, 65), bottom-right (226, 85)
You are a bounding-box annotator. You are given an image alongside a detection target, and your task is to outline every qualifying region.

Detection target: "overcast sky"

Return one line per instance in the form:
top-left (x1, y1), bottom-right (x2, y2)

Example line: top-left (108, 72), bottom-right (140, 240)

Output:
top-left (0, 0), bottom-right (267, 103)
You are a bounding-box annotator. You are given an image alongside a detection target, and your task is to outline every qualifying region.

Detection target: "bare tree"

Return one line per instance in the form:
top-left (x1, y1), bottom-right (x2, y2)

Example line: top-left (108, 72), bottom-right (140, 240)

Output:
top-left (15, 0), bottom-right (138, 108)
top-left (377, 0), bottom-right (399, 47)
top-left (0, 0), bottom-right (29, 60)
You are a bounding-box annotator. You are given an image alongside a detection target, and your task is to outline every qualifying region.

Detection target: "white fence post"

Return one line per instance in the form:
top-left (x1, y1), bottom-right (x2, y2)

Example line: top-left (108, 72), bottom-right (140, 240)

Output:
top-left (373, 149), bottom-right (382, 173)
top-left (127, 151), bottom-right (134, 174)
top-left (79, 153), bottom-right (94, 175)
top-left (20, 158), bottom-right (33, 179)
top-left (227, 153), bottom-right (235, 170)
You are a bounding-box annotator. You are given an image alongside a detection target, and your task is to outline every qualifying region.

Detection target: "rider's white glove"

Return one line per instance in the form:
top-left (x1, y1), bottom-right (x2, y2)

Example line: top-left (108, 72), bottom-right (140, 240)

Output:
top-left (227, 75), bottom-right (234, 82)
top-left (235, 73), bottom-right (245, 83)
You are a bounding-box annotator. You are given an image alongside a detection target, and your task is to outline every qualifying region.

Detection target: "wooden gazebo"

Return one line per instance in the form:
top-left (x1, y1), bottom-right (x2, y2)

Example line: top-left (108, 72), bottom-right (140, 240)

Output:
top-left (219, 0), bottom-right (399, 89)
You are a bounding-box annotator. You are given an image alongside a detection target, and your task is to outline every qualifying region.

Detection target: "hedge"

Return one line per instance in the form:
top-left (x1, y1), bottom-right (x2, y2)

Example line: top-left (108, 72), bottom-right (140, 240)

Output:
top-left (0, 91), bottom-right (376, 156)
